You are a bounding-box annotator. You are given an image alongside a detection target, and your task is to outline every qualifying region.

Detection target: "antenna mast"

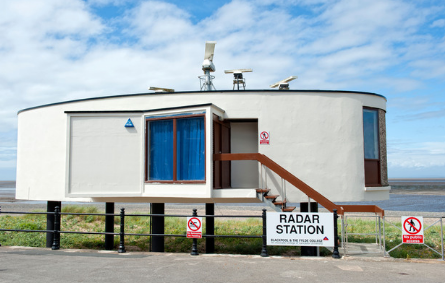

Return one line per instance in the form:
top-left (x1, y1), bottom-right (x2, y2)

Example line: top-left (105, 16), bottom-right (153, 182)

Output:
top-left (224, 69), bottom-right (253, 90)
top-left (199, 41), bottom-right (217, 91)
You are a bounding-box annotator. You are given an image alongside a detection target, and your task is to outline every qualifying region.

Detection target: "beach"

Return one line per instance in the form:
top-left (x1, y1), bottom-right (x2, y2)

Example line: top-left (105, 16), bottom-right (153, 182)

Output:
top-left (1, 180), bottom-right (444, 217)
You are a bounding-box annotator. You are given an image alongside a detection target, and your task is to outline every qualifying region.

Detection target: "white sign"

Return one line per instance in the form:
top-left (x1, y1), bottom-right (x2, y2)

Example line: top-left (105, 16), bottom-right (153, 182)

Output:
top-left (187, 217), bottom-right (202, 238)
top-left (267, 212), bottom-right (334, 247)
top-left (260, 131), bottom-right (270, 145)
top-left (402, 216), bottom-right (424, 244)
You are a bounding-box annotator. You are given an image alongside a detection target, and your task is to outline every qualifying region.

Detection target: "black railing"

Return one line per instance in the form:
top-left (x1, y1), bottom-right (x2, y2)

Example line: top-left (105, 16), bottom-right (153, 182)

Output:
top-left (0, 206), bottom-right (269, 257)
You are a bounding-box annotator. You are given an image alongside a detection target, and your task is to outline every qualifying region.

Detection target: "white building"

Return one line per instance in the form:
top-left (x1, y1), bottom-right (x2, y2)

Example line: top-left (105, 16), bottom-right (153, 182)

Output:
top-left (16, 89), bottom-right (389, 213)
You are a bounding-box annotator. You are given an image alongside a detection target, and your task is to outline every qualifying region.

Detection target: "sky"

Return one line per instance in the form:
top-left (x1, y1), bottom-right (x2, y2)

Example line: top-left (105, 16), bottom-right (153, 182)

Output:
top-left (0, 0), bottom-right (444, 180)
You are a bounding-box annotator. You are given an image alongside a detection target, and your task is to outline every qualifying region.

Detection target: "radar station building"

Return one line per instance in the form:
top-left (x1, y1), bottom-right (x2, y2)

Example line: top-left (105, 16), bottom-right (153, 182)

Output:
top-left (16, 89), bottom-right (389, 210)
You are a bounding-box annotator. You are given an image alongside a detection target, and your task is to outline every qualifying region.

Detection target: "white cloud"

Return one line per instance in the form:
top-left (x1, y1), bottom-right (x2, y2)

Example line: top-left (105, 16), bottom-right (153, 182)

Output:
top-left (123, 1), bottom-right (196, 46)
top-left (388, 141), bottom-right (445, 168)
top-left (431, 18), bottom-right (445, 28)
top-left (1, 0), bottom-right (445, 179)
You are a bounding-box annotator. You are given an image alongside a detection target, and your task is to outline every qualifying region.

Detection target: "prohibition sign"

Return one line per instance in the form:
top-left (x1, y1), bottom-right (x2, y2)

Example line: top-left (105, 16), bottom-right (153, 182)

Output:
top-left (403, 217), bottom-right (422, 235)
top-left (260, 131), bottom-right (269, 140)
top-left (188, 217), bottom-right (202, 231)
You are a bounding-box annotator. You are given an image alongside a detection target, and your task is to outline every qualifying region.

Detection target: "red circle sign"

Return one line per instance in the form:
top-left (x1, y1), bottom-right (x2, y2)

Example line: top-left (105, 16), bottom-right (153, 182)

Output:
top-left (187, 217), bottom-right (201, 231)
top-left (260, 131), bottom-right (269, 140)
top-left (403, 217), bottom-right (422, 235)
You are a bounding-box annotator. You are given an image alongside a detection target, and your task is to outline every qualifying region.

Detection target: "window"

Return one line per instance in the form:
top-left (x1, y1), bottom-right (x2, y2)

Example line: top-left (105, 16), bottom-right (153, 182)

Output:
top-left (146, 114), bottom-right (205, 182)
top-left (363, 109), bottom-right (379, 160)
top-left (363, 108), bottom-right (380, 186)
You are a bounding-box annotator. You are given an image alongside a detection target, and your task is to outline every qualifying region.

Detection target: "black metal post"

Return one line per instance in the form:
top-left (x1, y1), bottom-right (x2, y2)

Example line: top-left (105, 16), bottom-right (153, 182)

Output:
top-left (190, 208), bottom-right (199, 256)
top-left (46, 201), bottom-right (61, 248)
top-left (51, 206), bottom-right (60, 250)
top-left (205, 203), bottom-right (215, 253)
top-left (151, 203), bottom-right (165, 252)
top-left (300, 202), bottom-right (318, 256)
top-left (118, 208), bottom-right (126, 253)
top-left (105, 202), bottom-right (115, 250)
top-left (261, 209), bottom-right (269, 257)
top-left (332, 209), bottom-right (341, 259)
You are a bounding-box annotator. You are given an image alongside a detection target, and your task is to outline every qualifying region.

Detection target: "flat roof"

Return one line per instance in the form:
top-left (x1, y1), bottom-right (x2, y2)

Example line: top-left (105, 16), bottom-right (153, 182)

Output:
top-left (18, 89), bottom-right (387, 114)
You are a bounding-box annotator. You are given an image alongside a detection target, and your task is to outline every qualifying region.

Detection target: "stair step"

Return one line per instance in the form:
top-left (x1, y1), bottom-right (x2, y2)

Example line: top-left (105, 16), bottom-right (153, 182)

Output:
top-left (265, 195), bottom-right (279, 200)
top-left (282, 206), bottom-right (296, 212)
top-left (256, 188), bottom-right (270, 194)
top-left (273, 201), bottom-right (286, 205)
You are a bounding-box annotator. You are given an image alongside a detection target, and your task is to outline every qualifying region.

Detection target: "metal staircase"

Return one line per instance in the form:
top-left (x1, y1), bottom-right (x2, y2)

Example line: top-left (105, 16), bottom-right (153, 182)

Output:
top-left (256, 188), bottom-right (296, 212)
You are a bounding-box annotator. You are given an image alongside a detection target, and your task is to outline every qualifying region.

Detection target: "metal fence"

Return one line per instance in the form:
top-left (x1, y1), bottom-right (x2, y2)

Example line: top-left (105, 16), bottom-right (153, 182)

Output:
top-left (383, 216), bottom-right (444, 260)
top-left (0, 206), bottom-right (268, 256)
top-left (341, 213), bottom-right (444, 260)
top-left (0, 206), bottom-right (343, 258)
top-left (341, 213), bottom-right (384, 256)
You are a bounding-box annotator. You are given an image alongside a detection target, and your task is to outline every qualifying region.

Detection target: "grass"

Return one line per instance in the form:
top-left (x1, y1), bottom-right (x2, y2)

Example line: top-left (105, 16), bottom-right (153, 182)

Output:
top-left (1, 206), bottom-right (443, 259)
top-left (343, 217), bottom-right (444, 259)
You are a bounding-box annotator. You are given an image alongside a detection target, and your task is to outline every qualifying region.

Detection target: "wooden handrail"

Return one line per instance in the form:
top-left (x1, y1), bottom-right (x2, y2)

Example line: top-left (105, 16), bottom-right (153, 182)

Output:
top-left (214, 153), bottom-right (384, 216)
top-left (338, 205), bottom-right (384, 217)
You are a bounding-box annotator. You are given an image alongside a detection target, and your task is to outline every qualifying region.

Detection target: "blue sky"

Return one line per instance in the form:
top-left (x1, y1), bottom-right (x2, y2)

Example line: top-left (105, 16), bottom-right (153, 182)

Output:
top-left (0, 0), bottom-right (444, 180)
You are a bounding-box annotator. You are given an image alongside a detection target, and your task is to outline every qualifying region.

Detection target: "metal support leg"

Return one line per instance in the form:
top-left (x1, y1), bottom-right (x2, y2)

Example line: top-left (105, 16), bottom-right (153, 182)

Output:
top-left (300, 202), bottom-right (318, 256)
top-left (206, 203), bottom-right (215, 254)
top-left (151, 203), bottom-right (165, 252)
top-left (105, 202), bottom-right (115, 250)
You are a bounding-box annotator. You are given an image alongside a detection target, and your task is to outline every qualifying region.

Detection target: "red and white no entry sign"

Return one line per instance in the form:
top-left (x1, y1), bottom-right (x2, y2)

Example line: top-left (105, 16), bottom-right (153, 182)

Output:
top-left (187, 217), bottom-right (202, 238)
top-left (260, 131), bottom-right (270, 145)
top-left (401, 216), bottom-right (423, 244)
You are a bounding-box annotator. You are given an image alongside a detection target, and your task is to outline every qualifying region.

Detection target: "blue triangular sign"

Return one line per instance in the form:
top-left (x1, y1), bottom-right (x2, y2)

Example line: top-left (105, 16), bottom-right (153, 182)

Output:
top-left (125, 118), bottom-right (134, 127)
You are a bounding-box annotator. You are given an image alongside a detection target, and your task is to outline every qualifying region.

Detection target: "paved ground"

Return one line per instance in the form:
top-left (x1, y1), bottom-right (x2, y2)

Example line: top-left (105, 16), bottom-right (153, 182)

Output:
top-left (0, 246), bottom-right (444, 283)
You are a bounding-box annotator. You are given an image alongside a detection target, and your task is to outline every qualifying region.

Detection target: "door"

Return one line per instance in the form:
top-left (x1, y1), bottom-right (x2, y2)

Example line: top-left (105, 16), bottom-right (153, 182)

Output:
top-left (213, 115), bottom-right (231, 189)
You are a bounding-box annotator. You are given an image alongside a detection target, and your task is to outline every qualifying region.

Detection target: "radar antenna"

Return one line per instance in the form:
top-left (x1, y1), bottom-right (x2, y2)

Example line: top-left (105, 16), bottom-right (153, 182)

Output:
top-left (270, 76), bottom-right (298, 90)
top-left (224, 69), bottom-right (253, 90)
top-left (199, 41), bottom-right (217, 91)
top-left (149, 87), bottom-right (175, 93)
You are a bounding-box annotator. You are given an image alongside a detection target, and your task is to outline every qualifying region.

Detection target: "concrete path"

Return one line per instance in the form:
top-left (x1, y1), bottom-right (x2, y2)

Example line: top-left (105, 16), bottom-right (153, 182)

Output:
top-left (0, 246), bottom-right (444, 283)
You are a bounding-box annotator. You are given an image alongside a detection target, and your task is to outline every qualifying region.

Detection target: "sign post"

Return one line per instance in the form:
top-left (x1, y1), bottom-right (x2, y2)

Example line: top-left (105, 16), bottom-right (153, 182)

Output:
top-left (266, 212), bottom-right (334, 247)
top-left (188, 209), bottom-right (201, 256)
top-left (402, 216), bottom-right (424, 244)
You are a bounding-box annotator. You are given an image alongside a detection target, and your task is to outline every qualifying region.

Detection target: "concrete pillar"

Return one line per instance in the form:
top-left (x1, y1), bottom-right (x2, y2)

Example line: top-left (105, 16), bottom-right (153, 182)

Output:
top-left (46, 201), bottom-right (61, 248)
top-left (206, 203), bottom-right (215, 253)
top-left (300, 202), bottom-right (318, 256)
top-left (151, 203), bottom-right (164, 252)
top-left (105, 202), bottom-right (115, 250)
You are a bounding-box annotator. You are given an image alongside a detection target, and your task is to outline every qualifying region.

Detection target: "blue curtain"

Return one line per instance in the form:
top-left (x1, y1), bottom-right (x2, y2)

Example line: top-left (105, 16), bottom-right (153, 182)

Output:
top-left (176, 117), bottom-right (205, 180)
top-left (149, 120), bottom-right (173, 180)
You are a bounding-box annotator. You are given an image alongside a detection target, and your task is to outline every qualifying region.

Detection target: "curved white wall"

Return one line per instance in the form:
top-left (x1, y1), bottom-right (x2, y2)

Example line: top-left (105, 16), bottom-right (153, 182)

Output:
top-left (16, 90), bottom-right (388, 203)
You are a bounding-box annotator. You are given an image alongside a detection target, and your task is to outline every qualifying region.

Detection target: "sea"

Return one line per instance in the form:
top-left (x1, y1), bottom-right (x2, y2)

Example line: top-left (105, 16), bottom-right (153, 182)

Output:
top-left (1, 180), bottom-right (445, 212)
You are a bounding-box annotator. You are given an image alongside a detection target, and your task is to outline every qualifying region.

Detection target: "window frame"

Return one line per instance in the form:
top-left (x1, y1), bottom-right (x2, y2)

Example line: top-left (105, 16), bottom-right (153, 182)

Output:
top-left (145, 113), bottom-right (206, 184)
top-left (363, 107), bottom-right (381, 187)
